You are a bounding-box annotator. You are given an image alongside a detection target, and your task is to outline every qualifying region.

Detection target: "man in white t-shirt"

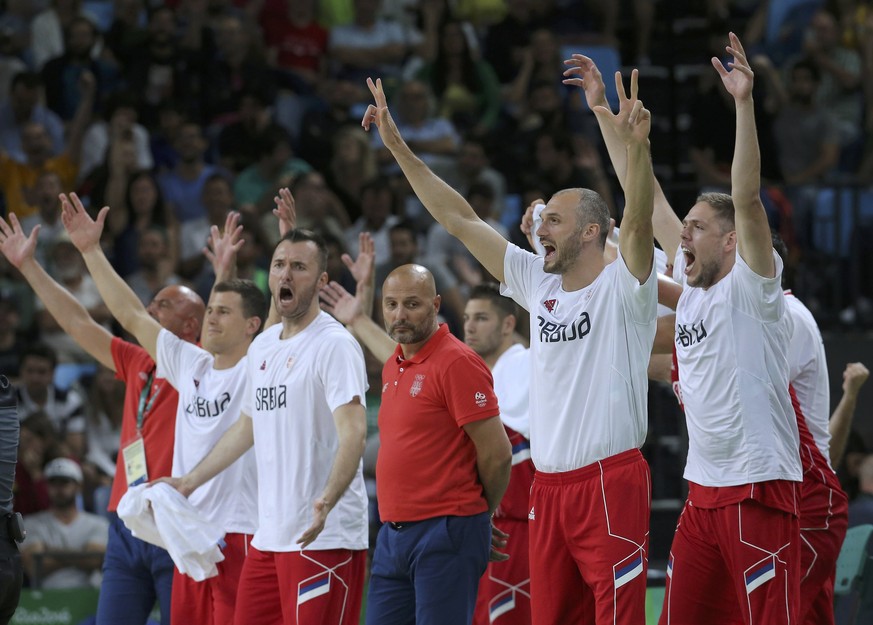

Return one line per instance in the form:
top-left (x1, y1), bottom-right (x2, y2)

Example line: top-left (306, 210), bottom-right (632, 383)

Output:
top-left (166, 229), bottom-right (370, 625)
top-left (58, 195), bottom-right (265, 625)
top-left (568, 35), bottom-right (803, 624)
top-left (362, 67), bottom-right (657, 625)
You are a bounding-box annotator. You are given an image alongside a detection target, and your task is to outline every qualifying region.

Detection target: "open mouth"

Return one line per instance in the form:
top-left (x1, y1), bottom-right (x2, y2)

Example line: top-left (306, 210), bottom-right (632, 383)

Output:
top-left (542, 243), bottom-right (556, 262)
top-left (682, 248), bottom-right (696, 274)
top-left (279, 286), bottom-right (294, 304)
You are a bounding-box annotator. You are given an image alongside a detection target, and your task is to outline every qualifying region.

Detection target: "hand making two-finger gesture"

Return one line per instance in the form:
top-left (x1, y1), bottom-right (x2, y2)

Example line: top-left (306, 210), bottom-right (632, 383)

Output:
top-left (712, 32), bottom-right (754, 102)
top-left (562, 53), bottom-right (608, 111)
top-left (591, 69), bottom-right (651, 146)
top-left (361, 78), bottom-right (404, 150)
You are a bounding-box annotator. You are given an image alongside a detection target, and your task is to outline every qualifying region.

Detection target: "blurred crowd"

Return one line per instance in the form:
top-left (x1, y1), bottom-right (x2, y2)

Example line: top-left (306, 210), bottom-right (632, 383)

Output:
top-left (1, 0), bottom-right (873, 591)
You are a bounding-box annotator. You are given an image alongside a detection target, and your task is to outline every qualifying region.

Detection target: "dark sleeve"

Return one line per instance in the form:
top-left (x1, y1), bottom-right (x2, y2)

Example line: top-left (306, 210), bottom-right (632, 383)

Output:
top-left (0, 377), bottom-right (18, 515)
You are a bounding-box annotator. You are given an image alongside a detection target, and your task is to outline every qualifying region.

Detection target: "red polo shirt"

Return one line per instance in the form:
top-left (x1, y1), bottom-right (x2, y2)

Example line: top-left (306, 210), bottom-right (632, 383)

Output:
top-left (376, 324), bottom-right (499, 522)
top-left (107, 338), bottom-right (178, 511)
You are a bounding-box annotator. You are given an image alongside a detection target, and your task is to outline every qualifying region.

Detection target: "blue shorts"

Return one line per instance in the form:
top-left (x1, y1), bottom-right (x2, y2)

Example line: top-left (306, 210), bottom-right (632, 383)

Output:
top-left (366, 512), bottom-right (491, 625)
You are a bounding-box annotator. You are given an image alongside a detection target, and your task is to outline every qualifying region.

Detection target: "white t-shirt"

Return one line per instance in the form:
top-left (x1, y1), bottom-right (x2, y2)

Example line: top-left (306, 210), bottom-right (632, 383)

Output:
top-left (502, 243), bottom-right (657, 472)
top-left (491, 343), bottom-right (531, 439)
top-left (242, 313), bottom-right (369, 552)
top-left (785, 291), bottom-right (831, 465)
top-left (673, 248), bottom-right (801, 486)
top-left (157, 330), bottom-right (258, 535)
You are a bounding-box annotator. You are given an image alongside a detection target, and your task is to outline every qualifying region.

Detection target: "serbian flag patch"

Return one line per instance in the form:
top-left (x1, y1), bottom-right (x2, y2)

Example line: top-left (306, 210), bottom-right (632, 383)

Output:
top-left (298, 575), bottom-right (330, 606)
top-left (614, 553), bottom-right (644, 589)
top-left (511, 440), bottom-right (531, 466)
top-left (745, 559), bottom-right (776, 594)
top-left (489, 594), bottom-right (515, 622)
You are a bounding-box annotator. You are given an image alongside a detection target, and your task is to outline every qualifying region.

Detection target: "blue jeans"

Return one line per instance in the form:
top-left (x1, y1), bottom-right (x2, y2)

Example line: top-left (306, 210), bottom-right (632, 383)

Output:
top-left (96, 514), bottom-right (174, 625)
top-left (366, 513), bottom-right (491, 625)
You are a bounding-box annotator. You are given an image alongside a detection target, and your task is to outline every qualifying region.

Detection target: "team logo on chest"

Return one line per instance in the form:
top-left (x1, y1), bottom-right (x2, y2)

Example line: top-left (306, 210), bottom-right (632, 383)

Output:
top-left (286, 357), bottom-right (295, 369)
top-left (410, 374), bottom-right (426, 397)
top-left (259, 360), bottom-right (267, 371)
top-left (543, 298), bottom-right (558, 314)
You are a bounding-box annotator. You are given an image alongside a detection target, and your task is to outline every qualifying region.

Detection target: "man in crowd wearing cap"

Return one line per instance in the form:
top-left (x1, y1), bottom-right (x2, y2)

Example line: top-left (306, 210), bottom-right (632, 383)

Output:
top-left (20, 457), bottom-right (109, 589)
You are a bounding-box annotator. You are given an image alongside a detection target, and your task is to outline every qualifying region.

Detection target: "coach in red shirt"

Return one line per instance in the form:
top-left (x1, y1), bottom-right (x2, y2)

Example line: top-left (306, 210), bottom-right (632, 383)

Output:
top-left (366, 264), bottom-right (511, 625)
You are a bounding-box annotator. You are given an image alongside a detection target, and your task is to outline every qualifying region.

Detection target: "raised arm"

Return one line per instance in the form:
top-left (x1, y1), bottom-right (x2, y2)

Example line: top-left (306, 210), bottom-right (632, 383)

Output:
top-left (0, 214), bottom-right (115, 370)
top-left (714, 32), bottom-right (775, 277)
top-left (60, 193), bottom-right (161, 359)
top-left (563, 54), bottom-right (682, 257)
top-left (590, 71), bottom-right (654, 282)
top-left (320, 233), bottom-right (396, 363)
top-left (828, 362), bottom-right (870, 467)
top-left (362, 78), bottom-right (508, 282)
top-left (297, 399), bottom-right (367, 548)
top-left (203, 211), bottom-right (244, 285)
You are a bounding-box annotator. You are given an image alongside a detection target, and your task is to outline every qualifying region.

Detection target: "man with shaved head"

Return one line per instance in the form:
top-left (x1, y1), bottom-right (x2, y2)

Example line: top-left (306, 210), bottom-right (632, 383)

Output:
top-left (329, 260), bottom-right (511, 625)
top-left (0, 211), bottom-right (204, 625)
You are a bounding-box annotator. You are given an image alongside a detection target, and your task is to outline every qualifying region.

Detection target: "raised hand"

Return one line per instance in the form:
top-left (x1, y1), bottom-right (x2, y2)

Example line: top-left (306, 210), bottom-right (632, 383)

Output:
top-left (361, 77), bottom-right (404, 151)
top-left (712, 32), bottom-right (754, 102)
top-left (591, 69), bottom-right (650, 146)
top-left (320, 281), bottom-right (364, 326)
top-left (59, 192), bottom-right (108, 253)
top-left (343, 232), bottom-right (375, 287)
top-left (0, 213), bottom-right (39, 269)
top-left (843, 362), bottom-right (870, 396)
top-left (204, 211), bottom-right (243, 281)
top-left (272, 187), bottom-right (297, 237)
top-left (562, 53), bottom-right (608, 111)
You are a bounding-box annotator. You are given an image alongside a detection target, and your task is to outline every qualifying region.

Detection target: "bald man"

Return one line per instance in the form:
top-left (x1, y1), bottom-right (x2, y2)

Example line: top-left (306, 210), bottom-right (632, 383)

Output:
top-left (355, 264), bottom-right (511, 625)
top-left (0, 212), bottom-right (204, 625)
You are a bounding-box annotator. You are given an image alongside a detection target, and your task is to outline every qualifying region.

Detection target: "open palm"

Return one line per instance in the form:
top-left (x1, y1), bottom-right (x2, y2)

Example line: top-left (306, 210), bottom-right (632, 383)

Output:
top-left (59, 192), bottom-right (107, 253)
top-left (0, 214), bottom-right (37, 269)
top-left (712, 32), bottom-right (753, 101)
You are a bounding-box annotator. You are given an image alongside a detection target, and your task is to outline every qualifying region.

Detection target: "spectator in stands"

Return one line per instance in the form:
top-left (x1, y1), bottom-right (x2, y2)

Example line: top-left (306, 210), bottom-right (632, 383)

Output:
top-left (849, 453), bottom-right (873, 525)
top-left (447, 136), bottom-right (507, 214)
top-left (102, 0), bottom-right (149, 69)
top-left (260, 0), bottom-right (328, 93)
top-left (801, 9), bottom-right (863, 149)
top-left (14, 413), bottom-right (57, 516)
top-left (416, 19), bottom-right (502, 136)
top-left (0, 72), bottom-right (64, 163)
top-left (266, 171), bottom-right (349, 244)
top-left (484, 0), bottom-right (544, 85)
top-left (42, 17), bottom-right (117, 123)
top-left (297, 78), bottom-right (369, 173)
top-left (15, 344), bottom-right (86, 446)
top-left (0, 293), bottom-right (25, 380)
top-left (125, 6), bottom-right (202, 127)
top-left (234, 129), bottom-right (312, 211)
top-left (328, 0), bottom-right (419, 83)
top-left (20, 171), bottom-right (66, 268)
top-left (234, 212), bottom-right (270, 296)
top-left (21, 457), bottom-right (109, 589)
top-left (217, 88), bottom-right (284, 174)
top-left (126, 228), bottom-right (183, 306)
top-left (36, 238), bottom-right (113, 365)
top-left (178, 173), bottom-right (234, 286)
top-left (107, 171), bottom-right (177, 281)
top-left (201, 15), bottom-right (274, 125)
top-left (504, 27), bottom-right (565, 110)
top-left (30, 0), bottom-right (99, 70)
top-left (0, 71), bottom-right (95, 219)
top-left (344, 176), bottom-right (401, 264)
top-left (82, 365), bottom-right (123, 499)
top-left (158, 121), bottom-right (218, 226)
top-left (79, 91), bottom-right (152, 184)
top-left (372, 79), bottom-right (460, 175)
top-left (327, 126), bottom-right (379, 221)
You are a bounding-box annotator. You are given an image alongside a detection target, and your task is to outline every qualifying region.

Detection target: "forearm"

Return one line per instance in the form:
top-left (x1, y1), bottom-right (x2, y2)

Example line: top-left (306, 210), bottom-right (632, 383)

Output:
top-left (320, 403), bottom-right (367, 507)
top-left (19, 258), bottom-right (114, 369)
top-left (623, 141), bottom-right (654, 228)
top-left (731, 99), bottom-right (762, 207)
top-left (67, 92), bottom-right (96, 161)
top-left (828, 393), bottom-right (859, 467)
top-left (183, 414), bottom-right (254, 494)
top-left (349, 314), bottom-right (396, 363)
top-left (477, 446), bottom-right (510, 514)
top-left (80, 247), bottom-right (153, 341)
top-left (389, 144), bottom-right (476, 236)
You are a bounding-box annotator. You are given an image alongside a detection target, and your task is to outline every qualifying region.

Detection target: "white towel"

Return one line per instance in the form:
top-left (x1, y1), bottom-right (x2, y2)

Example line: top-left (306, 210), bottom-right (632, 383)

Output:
top-left (118, 483), bottom-right (226, 581)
